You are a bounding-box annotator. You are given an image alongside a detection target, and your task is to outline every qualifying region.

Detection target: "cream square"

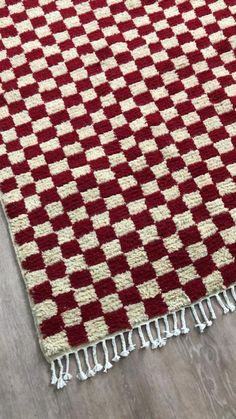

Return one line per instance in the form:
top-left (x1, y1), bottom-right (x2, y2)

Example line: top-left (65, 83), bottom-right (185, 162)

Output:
top-left (85, 317), bottom-right (108, 342)
top-left (57, 181), bottom-right (78, 199)
top-left (221, 226), bottom-right (236, 245)
top-left (198, 219), bottom-right (217, 239)
top-left (177, 265), bottom-right (198, 285)
top-left (64, 254), bottom-right (86, 274)
top-left (101, 294), bottom-right (122, 313)
top-left (163, 289), bottom-right (190, 311)
top-left (34, 299), bottom-right (57, 323)
top-left (42, 332), bottom-right (70, 358)
top-left (62, 308), bottom-right (82, 327)
top-left (46, 201), bottom-right (64, 219)
top-left (212, 247), bottom-right (234, 268)
top-left (57, 227), bottom-right (75, 245)
top-left (137, 280), bottom-right (160, 300)
top-left (128, 199), bottom-right (146, 215)
top-left (206, 198), bottom-right (225, 216)
top-left (79, 232), bottom-right (99, 251)
top-left (151, 205), bottom-right (171, 222)
top-left (164, 233), bottom-right (183, 253)
top-left (92, 212), bottom-right (110, 229)
top-left (51, 277), bottom-right (71, 296)
top-left (183, 191), bottom-right (202, 208)
top-left (102, 239), bottom-right (122, 259)
top-left (139, 225), bottom-right (158, 245)
top-left (118, 175), bottom-right (137, 191)
top-left (43, 247), bottom-right (62, 266)
top-left (203, 271), bottom-right (224, 294)
top-left (174, 211), bottom-right (194, 230)
top-left (113, 272), bottom-right (133, 291)
top-left (187, 242), bottom-right (208, 262)
top-left (114, 219), bottom-right (135, 237)
top-left (153, 256), bottom-right (173, 276)
top-left (24, 195), bottom-right (41, 212)
top-left (126, 302), bottom-right (148, 326)
top-left (126, 248), bottom-right (148, 268)
top-left (90, 262), bottom-right (110, 282)
top-left (74, 285), bottom-right (97, 306)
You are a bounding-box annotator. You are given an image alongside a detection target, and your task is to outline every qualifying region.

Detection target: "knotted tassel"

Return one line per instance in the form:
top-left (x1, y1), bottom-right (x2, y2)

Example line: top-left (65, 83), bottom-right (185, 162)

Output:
top-left (206, 297), bottom-right (216, 320)
top-left (154, 318), bottom-right (166, 347)
top-left (172, 311), bottom-right (181, 336)
top-left (111, 336), bottom-right (120, 362)
top-left (75, 351), bottom-right (87, 381)
top-left (120, 333), bottom-right (129, 357)
top-left (223, 290), bottom-right (235, 312)
top-left (127, 330), bottom-right (136, 352)
top-left (163, 315), bottom-right (173, 338)
top-left (92, 345), bottom-right (103, 373)
top-left (198, 301), bottom-right (212, 327)
top-left (102, 340), bottom-right (113, 372)
top-left (146, 322), bottom-right (159, 349)
top-left (180, 308), bottom-right (189, 334)
top-left (50, 360), bottom-right (58, 386)
top-left (216, 293), bottom-right (229, 314)
top-left (191, 304), bottom-right (206, 333)
top-left (230, 285), bottom-right (236, 302)
top-left (84, 348), bottom-right (95, 377)
top-left (57, 358), bottom-right (67, 389)
top-left (137, 325), bottom-right (150, 348)
top-left (63, 354), bottom-right (72, 381)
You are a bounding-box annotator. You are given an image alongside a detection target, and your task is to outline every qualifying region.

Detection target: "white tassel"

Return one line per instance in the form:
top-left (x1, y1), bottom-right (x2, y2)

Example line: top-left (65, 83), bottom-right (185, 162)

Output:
top-left (230, 285), bottom-right (236, 301)
top-left (163, 315), bottom-right (173, 338)
top-left (223, 290), bottom-right (235, 312)
top-left (75, 351), bottom-right (87, 381)
top-left (154, 319), bottom-right (166, 347)
top-left (198, 301), bottom-right (212, 327)
top-left (120, 333), bottom-right (129, 357)
top-left (84, 348), bottom-right (95, 377)
top-left (102, 340), bottom-right (113, 372)
top-left (111, 336), bottom-right (120, 362)
top-left (146, 322), bottom-right (159, 349)
top-left (180, 308), bottom-right (189, 334)
top-left (216, 293), bottom-right (229, 314)
top-left (127, 330), bottom-right (136, 351)
top-left (63, 354), bottom-right (72, 381)
top-left (191, 304), bottom-right (206, 333)
top-left (137, 325), bottom-right (150, 348)
top-left (50, 360), bottom-right (58, 385)
top-left (92, 345), bottom-right (103, 373)
top-left (57, 358), bottom-right (67, 389)
top-left (172, 312), bottom-right (181, 336)
top-left (206, 297), bottom-right (216, 320)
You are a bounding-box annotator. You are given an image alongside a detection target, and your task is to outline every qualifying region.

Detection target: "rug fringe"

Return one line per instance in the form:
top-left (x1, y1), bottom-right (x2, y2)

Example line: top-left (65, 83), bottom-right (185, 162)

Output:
top-left (50, 286), bottom-right (236, 389)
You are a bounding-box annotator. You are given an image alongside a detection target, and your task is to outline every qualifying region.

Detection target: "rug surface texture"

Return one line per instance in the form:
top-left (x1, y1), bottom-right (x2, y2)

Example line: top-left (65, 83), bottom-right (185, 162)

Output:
top-left (1, 0), bottom-right (236, 387)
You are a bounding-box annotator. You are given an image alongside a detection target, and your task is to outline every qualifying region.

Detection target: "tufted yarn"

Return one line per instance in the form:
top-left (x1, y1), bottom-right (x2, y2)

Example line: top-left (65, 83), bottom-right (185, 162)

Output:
top-left (0, 0), bottom-right (236, 388)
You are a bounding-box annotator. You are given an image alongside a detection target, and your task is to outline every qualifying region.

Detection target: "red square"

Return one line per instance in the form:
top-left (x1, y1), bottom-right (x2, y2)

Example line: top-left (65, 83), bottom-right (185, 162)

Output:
top-left (40, 315), bottom-right (64, 337)
top-left (94, 278), bottom-right (116, 299)
top-left (66, 324), bottom-right (87, 347)
top-left (81, 301), bottom-right (103, 322)
top-left (55, 291), bottom-right (78, 314)
top-left (144, 295), bottom-right (168, 318)
top-left (119, 286), bottom-right (141, 306)
top-left (105, 308), bottom-right (130, 334)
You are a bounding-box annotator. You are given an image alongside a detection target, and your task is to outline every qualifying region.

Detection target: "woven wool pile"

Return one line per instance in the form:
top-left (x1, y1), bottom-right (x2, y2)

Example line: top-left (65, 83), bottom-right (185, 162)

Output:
top-left (1, 0), bottom-right (236, 388)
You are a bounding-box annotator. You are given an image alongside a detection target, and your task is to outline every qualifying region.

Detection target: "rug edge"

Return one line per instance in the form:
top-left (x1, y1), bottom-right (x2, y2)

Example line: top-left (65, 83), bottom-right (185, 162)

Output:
top-left (51, 285), bottom-right (236, 389)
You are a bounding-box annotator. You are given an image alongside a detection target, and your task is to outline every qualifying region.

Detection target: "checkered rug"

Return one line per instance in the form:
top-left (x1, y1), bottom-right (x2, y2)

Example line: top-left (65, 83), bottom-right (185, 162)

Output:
top-left (1, 0), bottom-right (236, 389)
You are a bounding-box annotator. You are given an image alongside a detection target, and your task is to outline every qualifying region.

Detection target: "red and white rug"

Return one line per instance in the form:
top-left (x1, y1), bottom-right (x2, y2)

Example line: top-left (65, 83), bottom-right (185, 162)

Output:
top-left (0, 0), bottom-right (236, 389)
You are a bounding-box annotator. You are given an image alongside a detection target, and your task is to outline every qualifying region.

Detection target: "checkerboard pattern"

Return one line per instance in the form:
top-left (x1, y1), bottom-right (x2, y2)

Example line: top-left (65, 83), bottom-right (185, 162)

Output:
top-left (0, 0), bottom-right (236, 360)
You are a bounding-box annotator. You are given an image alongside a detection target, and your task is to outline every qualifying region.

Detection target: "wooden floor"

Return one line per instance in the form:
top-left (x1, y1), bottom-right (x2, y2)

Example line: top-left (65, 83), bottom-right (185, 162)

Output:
top-left (1, 208), bottom-right (236, 419)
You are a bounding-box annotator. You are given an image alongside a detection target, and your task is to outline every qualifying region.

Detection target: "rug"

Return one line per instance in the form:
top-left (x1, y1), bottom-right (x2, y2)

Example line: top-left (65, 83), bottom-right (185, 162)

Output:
top-left (0, 0), bottom-right (236, 389)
